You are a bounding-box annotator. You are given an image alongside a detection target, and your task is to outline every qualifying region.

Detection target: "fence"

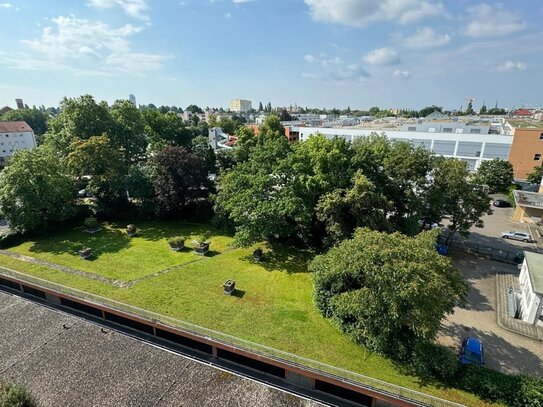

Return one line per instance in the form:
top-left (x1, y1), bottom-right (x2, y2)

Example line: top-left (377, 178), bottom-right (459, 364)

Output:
top-left (439, 236), bottom-right (524, 265)
top-left (0, 266), bottom-right (464, 407)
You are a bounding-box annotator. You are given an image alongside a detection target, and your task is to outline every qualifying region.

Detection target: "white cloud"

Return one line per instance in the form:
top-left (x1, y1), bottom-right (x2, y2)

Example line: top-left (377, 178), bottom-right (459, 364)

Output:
top-left (492, 61), bottom-right (527, 73)
top-left (363, 48), bottom-right (401, 65)
top-left (0, 3), bottom-right (13, 9)
top-left (304, 54), bottom-right (316, 63)
top-left (393, 69), bottom-right (411, 79)
top-left (402, 26), bottom-right (450, 49)
top-left (304, 0), bottom-right (445, 27)
top-left (6, 16), bottom-right (169, 76)
top-left (232, 0), bottom-right (253, 3)
top-left (87, 0), bottom-right (149, 20)
top-left (304, 63), bottom-right (370, 84)
top-left (465, 4), bottom-right (526, 38)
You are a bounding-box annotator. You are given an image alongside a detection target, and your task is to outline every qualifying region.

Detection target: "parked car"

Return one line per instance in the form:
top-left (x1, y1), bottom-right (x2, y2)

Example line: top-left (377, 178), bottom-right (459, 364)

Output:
top-left (493, 199), bottom-right (511, 208)
top-left (459, 337), bottom-right (485, 366)
top-left (501, 231), bottom-right (533, 242)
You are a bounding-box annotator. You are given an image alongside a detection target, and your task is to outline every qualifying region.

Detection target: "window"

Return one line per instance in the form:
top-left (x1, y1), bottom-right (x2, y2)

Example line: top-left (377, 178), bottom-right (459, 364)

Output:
top-left (539, 133), bottom-right (543, 140)
top-left (428, 127), bottom-right (436, 133)
top-left (475, 151), bottom-right (481, 157)
top-left (455, 128), bottom-right (464, 134)
top-left (470, 128), bottom-right (481, 134)
top-left (443, 127), bottom-right (453, 133)
top-left (407, 126), bottom-right (416, 131)
top-left (535, 154), bottom-right (541, 161)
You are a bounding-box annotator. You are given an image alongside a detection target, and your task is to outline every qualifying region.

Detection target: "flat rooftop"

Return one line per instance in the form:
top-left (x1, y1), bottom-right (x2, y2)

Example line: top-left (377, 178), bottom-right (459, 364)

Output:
top-left (0, 291), bottom-right (322, 407)
top-left (513, 190), bottom-right (543, 209)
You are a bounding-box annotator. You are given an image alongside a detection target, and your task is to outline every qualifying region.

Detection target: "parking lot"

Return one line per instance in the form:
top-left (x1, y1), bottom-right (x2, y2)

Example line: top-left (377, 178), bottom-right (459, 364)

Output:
top-left (437, 252), bottom-right (543, 377)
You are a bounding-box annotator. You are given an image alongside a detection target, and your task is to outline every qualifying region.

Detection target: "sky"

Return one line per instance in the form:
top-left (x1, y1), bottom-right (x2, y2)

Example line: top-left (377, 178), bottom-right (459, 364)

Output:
top-left (0, 0), bottom-right (542, 111)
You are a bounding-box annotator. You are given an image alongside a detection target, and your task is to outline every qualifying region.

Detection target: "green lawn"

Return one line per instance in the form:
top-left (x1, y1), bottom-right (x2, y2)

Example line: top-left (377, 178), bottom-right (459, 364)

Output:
top-left (0, 221), bottom-right (493, 406)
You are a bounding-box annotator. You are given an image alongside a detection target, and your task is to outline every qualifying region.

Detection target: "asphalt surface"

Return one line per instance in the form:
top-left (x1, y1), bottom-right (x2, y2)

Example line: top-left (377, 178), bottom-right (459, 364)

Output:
top-left (0, 290), bottom-right (325, 407)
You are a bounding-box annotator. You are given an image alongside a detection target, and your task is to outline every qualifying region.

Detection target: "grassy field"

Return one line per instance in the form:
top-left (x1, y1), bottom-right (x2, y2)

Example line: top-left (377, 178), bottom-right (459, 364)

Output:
top-left (0, 221), bottom-right (493, 406)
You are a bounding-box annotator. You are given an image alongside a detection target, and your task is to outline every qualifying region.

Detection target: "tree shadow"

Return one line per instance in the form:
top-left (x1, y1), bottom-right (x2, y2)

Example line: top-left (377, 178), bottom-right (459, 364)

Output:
top-left (242, 243), bottom-right (314, 274)
top-left (27, 226), bottom-right (131, 257)
top-left (440, 323), bottom-right (543, 377)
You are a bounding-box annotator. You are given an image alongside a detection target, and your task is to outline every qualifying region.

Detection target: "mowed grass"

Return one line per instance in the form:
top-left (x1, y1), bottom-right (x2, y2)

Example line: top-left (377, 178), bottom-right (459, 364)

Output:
top-left (0, 221), bottom-right (493, 406)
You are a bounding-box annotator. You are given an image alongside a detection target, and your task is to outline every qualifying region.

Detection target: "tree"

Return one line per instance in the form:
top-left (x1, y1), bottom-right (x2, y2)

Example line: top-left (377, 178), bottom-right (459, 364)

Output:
top-left (465, 101), bottom-right (474, 115)
top-left (311, 228), bottom-right (468, 359)
top-left (110, 99), bottom-right (147, 162)
top-left (369, 106), bottom-right (380, 116)
top-left (279, 109), bottom-right (293, 121)
top-left (479, 104), bottom-right (487, 115)
top-left (185, 104), bottom-right (203, 114)
top-left (214, 137), bottom-right (296, 246)
top-left (527, 166), bottom-right (543, 184)
top-left (258, 102), bottom-right (263, 112)
top-left (487, 107), bottom-right (506, 115)
top-left (418, 105), bottom-right (442, 118)
top-left (151, 146), bottom-right (210, 216)
top-left (427, 158), bottom-right (492, 244)
top-left (259, 114), bottom-right (285, 140)
top-left (143, 110), bottom-right (192, 148)
top-left (0, 147), bottom-right (75, 232)
top-left (1, 108), bottom-right (48, 138)
top-left (66, 135), bottom-right (127, 213)
top-left (473, 158), bottom-right (513, 193)
top-left (45, 95), bottom-right (114, 153)
top-left (191, 135), bottom-right (216, 172)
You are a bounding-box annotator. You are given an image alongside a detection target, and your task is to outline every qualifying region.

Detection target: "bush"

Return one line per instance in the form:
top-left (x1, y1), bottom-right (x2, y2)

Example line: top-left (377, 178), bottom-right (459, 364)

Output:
top-left (84, 216), bottom-right (99, 230)
top-left (0, 382), bottom-right (36, 407)
top-left (168, 236), bottom-right (186, 249)
top-left (456, 364), bottom-right (543, 406)
top-left (410, 341), bottom-right (460, 384)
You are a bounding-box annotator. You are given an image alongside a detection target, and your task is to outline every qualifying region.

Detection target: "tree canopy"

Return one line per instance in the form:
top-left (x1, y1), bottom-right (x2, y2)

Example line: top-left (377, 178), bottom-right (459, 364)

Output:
top-left (0, 147), bottom-right (76, 232)
top-left (473, 158), bottom-right (513, 193)
top-left (311, 228), bottom-right (468, 359)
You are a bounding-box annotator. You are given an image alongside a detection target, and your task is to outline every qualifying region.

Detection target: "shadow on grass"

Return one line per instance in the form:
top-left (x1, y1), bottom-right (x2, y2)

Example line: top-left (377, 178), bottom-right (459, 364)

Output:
top-left (231, 289), bottom-right (246, 298)
top-left (242, 243), bottom-right (314, 274)
top-left (28, 226), bottom-right (131, 258)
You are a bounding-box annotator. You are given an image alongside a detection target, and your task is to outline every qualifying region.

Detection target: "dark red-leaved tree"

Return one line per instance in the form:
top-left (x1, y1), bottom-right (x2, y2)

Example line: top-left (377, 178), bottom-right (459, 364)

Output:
top-left (152, 146), bottom-right (210, 216)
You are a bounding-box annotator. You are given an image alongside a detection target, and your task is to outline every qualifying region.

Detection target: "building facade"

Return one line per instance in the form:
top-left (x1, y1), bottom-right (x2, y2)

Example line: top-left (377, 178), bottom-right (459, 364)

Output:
top-left (230, 99), bottom-right (252, 113)
top-left (291, 126), bottom-right (512, 171)
top-left (519, 252), bottom-right (543, 325)
top-left (507, 128), bottom-right (543, 179)
top-left (0, 121), bottom-right (37, 166)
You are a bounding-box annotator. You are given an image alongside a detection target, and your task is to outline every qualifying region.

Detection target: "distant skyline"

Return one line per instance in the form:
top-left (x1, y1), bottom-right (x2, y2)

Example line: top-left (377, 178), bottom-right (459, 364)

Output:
top-left (1, 0), bottom-right (542, 111)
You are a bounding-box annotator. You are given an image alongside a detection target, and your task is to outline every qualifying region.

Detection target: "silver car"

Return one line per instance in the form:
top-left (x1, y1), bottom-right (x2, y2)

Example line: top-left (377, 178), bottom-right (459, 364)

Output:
top-left (501, 231), bottom-right (533, 242)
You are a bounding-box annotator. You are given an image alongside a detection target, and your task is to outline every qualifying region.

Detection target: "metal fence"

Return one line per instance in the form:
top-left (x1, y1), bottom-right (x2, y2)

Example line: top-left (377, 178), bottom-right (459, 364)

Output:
top-left (0, 266), bottom-right (464, 407)
top-left (439, 236), bottom-right (523, 265)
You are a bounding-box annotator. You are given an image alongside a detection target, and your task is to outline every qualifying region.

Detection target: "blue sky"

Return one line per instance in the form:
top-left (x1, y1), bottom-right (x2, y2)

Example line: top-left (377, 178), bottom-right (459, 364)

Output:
top-left (1, 0), bottom-right (542, 111)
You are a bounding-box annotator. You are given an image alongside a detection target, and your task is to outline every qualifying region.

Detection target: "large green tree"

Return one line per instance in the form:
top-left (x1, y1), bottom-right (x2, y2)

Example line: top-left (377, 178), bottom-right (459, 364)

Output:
top-left (427, 158), bottom-right (492, 244)
top-left (311, 228), bottom-right (468, 359)
top-left (66, 135), bottom-right (127, 213)
top-left (473, 158), bottom-right (513, 193)
top-left (527, 166), bottom-right (543, 185)
top-left (0, 147), bottom-right (75, 232)
top-left (110, 99), bottom-right (147, 161)
top-left (143, 110), bottom-right (192, 149)
top-left (151, 146), bottom-right (210, 216)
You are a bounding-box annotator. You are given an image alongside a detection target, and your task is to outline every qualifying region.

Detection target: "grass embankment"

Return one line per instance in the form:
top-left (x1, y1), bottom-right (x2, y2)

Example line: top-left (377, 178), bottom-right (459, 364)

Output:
top-left (0, 221), bottom-right (492, 406)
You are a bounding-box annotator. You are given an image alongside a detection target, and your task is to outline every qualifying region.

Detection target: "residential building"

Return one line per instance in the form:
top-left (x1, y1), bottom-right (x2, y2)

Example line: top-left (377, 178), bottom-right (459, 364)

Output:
top-left (518, 251), bottom-right (543, 325)
top-left (0, 121), bottom-right (37, 166)
top-left (230, 99), bottom-right (252, 113)
top-left (129, 94), bottom-right (136, 106)
top-left (508, 127), bottom-right (543, 179)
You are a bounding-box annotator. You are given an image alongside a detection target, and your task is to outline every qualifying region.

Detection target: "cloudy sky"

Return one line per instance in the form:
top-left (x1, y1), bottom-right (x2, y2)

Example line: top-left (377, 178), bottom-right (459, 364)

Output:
top-left (0, 0), bottom-right (542, 110)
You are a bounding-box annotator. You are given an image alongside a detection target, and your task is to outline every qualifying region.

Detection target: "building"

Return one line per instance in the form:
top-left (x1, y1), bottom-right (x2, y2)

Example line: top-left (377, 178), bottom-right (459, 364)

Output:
top-left (15, 98), bottom-right (24, 109)
top-left (230, 99), bottom-right (252, 113)
top-left (292, 124), bottom-right (512, 171)
top-left (512, 109), bottom-right (534, 118)
top-left (129, 94), bottom-right (136, 106)
top-left (0, 121), bottom-right (38, 166)
top-left (508, 127), bottom-right (543, 179)
top-left (518, 251), bottom-right (543, 325)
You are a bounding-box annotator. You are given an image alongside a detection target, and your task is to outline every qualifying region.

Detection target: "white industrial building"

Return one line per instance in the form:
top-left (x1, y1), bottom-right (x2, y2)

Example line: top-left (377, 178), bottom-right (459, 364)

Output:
top-left (0, 121), bottom-right (37, 166)
top-left (230, 99), bottom-right (252, 113)
top-left (290, 124), bottom-right (513, 171)
top-left (519, 252), bottom-right (543, 325)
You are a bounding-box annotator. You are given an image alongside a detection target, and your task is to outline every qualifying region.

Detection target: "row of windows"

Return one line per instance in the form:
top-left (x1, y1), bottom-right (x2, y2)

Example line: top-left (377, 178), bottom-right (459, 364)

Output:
top-left (2, 133), bottom-right (27, 138)
top-left (406, 127), bottom-right (482, 134)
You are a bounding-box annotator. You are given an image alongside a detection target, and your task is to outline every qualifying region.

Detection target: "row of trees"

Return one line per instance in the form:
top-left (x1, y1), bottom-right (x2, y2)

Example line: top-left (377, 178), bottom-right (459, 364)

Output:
top-left (0, 95), bottom-right (216, 232)
top-left (215, 129), bottom-right (493, 248)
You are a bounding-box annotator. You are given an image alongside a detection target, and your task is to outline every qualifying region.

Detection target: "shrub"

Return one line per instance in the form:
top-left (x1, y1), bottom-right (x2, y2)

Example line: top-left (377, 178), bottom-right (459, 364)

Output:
top-left (410, 341), bottom-right (460, 384)
top-left (84, 216), bottom-right (99, 230)
top-left (0, 383), bottom-right (36, 407)
top-left (198, 231), bottom-right (211, 244)
top-left (168, 236), bottom-right (186, 249)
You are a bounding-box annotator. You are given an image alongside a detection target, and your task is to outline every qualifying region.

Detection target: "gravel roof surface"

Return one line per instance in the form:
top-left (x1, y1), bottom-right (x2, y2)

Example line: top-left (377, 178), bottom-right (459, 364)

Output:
top-left (0, 290), bottom-right (324, 407)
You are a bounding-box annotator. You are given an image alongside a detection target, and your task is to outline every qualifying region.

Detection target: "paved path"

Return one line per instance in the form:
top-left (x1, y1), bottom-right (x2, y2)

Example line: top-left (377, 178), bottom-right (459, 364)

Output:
top-left (0, 250), bottom-right (126, 288)
top-left (437, 252), bottom-right (543, 377)
top-left (496, 273), bottom-right (543, 340)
